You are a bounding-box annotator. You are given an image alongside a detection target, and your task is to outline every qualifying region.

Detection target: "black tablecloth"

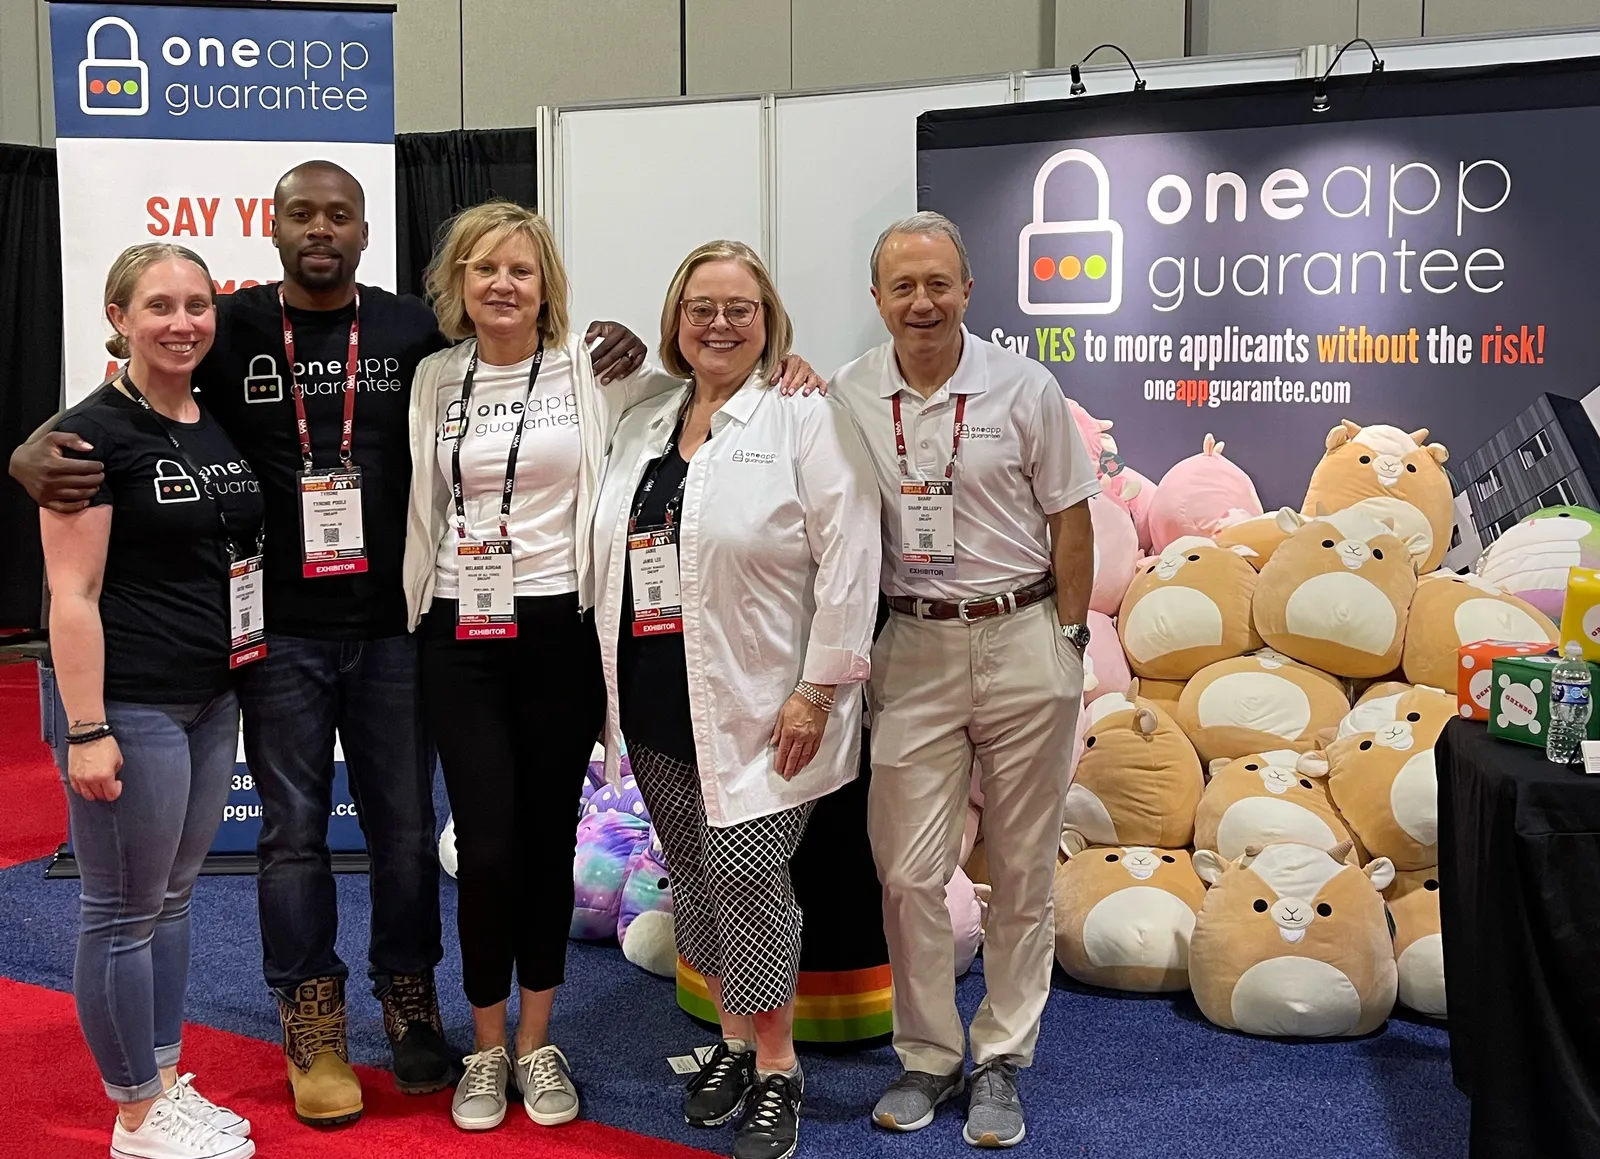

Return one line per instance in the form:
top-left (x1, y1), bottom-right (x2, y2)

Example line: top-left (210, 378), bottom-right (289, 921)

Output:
top-left (1436, 718), bottom-right (1600, 1158)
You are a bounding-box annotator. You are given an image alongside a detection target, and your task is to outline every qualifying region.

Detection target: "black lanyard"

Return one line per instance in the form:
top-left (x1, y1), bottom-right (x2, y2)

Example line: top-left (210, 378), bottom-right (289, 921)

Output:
top-left (121, 374), bottom-right (260, 561)
top-left (629, 400), bottom-right (696, 534)
top-left (449, 342), bottom-right (545, 540)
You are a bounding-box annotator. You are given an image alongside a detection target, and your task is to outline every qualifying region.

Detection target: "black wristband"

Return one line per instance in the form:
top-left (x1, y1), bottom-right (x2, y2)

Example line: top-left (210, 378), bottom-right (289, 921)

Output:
top-left (66, 724), bottom-right (115, 745)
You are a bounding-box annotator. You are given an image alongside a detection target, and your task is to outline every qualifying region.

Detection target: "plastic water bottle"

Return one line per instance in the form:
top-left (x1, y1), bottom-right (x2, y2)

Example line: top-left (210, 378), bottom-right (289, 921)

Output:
top-left (1547, 642), bottom-right (1592, 765)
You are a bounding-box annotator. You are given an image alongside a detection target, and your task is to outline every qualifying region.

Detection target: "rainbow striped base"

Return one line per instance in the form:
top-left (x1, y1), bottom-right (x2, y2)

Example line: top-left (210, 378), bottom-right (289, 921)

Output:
top-left (675, 957), bottom-right (894, 1043)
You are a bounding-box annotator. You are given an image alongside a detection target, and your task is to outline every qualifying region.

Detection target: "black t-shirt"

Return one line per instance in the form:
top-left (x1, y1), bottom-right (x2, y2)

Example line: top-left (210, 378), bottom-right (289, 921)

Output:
top-left (194, 284), bottom-right (448, 640)
top-left (56, 386), bottom-right (265, 704)
top-left (618, 449), bottom-right (696, 765)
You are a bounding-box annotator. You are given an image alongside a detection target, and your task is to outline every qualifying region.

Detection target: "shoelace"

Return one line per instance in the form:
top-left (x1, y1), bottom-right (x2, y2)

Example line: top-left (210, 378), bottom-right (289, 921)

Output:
top-left (144, 1101), bottom-right (223, 1149)
top-left (291, 1004), bottom-right (346, 1059)
top-left (970, 1062), bottom-right (1020, 1109)
top-left (748, 1078), bottom-right (794, 1130)
top-left (525, 1046), bottom-right (571, 1092)
top-left (460, 1048), bottom-right (509, 1100)
top-left (692, 1049), bottom-right (737, 1092)
top-left (168, 1074), bottom-right (221, 1118)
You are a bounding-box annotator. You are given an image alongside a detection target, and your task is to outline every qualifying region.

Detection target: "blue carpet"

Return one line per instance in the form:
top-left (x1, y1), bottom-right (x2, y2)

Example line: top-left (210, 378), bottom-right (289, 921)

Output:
top-left (0, 848), bottom-right (1467, 1159)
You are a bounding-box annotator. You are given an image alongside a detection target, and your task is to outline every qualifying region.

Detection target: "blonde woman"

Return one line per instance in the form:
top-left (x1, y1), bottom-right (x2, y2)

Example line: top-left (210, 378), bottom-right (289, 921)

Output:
top-left (43, 243), bottom-right (261, 1159)
top-left (594, 242), bottom-right (880, 1159)
top-left (401, 203), bottom-right (822, 1133)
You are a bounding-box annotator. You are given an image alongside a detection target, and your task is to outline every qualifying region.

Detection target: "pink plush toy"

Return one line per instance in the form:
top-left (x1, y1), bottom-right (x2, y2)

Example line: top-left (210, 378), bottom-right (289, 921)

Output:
top-left (1067, 399), bottom-right (1159, 551)
top-left (1091, 495), bottom-right (1139, 616)
top-left (1085, 610), bottom-right (1130, 703)
top-left (1147, 434), bottom-right (1264, 553)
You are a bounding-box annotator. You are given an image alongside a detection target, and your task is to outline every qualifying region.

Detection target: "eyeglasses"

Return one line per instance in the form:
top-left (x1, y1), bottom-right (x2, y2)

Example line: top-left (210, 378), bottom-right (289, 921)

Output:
top-left (681, 297), bottom-right (761, 328)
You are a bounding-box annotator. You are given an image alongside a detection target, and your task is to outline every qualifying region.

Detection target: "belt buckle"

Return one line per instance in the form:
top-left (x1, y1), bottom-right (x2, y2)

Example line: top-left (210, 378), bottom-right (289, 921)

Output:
top-left (956, 598), bottom-right (977, 623)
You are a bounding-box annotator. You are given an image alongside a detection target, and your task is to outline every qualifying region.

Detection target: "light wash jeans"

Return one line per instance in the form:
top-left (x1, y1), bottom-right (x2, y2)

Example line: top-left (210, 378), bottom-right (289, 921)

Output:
top-left (45, 668), bottom-right (238, 1102)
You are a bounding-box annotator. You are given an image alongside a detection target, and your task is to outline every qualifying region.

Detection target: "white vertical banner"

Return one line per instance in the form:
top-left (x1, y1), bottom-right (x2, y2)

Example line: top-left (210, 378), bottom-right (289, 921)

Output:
top-left (49, 0), bottom-right (397, 406)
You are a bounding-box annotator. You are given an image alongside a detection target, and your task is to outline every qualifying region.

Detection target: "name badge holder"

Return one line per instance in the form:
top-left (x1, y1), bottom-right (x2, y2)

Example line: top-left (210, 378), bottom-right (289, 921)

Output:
top-left (628, 408), bottom-right (694, 638)
top-left (282, 287), bottom-right (370, 578)
top-left (450, 343), bottom-right (546, 640)
top-left (893, 392), bottom-right (966, 580)
top-left (120, 374), bottom-right (268, 669)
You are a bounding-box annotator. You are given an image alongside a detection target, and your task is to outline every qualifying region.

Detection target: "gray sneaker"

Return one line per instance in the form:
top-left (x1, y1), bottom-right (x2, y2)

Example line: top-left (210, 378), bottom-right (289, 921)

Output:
top-left (872, 1068), bottom-right (965, 1132)
top-left (963, 1058), bottom-right (1024, 1148)
top-left (451, 1046), bottom-right (511, 1131)
top-left (516, 1044), bottom-right (580, 1126)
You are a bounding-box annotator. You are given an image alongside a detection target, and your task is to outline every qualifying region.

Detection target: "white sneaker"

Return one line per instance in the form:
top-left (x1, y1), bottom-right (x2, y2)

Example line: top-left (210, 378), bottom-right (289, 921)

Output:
top-left (110, 1096), bottom-right (256, 1159)
top-left (167, 1074), bottom-right (251, 1137)
top-left (515, 1044), bottom-right (579, 1126)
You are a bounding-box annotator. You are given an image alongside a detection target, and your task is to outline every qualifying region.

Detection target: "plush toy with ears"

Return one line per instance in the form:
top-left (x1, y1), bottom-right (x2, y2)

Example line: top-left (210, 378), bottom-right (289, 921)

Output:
top-left (1066, 400), bottom-right (1158, 551)
top-left (1147, 434), bottom-right (1264, 554)
top-left (1119, 537), bottom-right (1261, 680)
top-left (1175, 649), bottom-right (1349, 765)
top-left (1062, 688), bottom-right (1203, 849)
top-left (1216, 510), bottom-right (1292, 571)
top-left (1475, 506), bottom-right (1600, 620)
top-left (1254, 507), bottom-right (1417, 678)
top-left (1053, 840), bottom-right (1206, 993)
top-left (1090, 494), bottom-right (1140, 617)
top-left (1301, 420), bottom-right (1454, 573)
top-left (1190, 841), bottom-right (1398, 1037)
top-left (1083, 610), bottom-right (1131, 703)
top-left (1193, 750), bottom-right (1359, 863)
top-left (1401, 570), bottom-right (1556, 690)
top-left (1385, 867), bottom-right (1445, 1018)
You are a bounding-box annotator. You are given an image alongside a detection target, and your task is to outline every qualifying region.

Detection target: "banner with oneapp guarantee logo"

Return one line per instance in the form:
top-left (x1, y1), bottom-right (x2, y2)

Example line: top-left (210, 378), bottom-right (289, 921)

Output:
top-left (918, 60), bottom-right (1600, 549)
top-left (51, 0), bottom-right (397, 406)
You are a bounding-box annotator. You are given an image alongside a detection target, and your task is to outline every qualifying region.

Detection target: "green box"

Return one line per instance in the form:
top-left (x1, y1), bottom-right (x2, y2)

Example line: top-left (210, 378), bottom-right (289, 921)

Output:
top-left (1487, 653), bottom-right (1600, 747)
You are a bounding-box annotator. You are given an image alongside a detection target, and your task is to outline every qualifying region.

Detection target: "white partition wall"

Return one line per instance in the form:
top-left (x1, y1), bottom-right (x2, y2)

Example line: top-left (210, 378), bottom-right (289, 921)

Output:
top-left (1021, 48), bottom-right (1305, 101)
top-left (556, 100), bottom-right (764, 346)
top-left (1330, 25), bottom-right (1600, 72)
top-left (773, 78), bottom-right (1014, 380)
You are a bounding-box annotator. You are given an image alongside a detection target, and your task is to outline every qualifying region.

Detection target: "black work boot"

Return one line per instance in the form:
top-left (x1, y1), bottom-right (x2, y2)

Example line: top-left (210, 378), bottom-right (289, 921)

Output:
top-left (378, 971), bottom-right (463, 1094)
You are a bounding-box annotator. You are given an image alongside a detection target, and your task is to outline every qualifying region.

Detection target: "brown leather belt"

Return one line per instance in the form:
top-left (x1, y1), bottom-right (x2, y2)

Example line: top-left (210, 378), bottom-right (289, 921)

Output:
top-left (887, 575), bottom-right (1056, 622)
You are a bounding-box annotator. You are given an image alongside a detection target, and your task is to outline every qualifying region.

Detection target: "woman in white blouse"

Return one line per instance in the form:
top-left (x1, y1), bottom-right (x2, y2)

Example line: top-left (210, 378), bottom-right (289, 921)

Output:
top-left (594, 240), bottom-right (880, 1159)
top-left (399, 203), bottom-right (821, 1136)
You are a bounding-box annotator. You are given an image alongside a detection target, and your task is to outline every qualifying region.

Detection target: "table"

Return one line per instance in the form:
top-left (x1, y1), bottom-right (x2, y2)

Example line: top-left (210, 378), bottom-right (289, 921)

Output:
top-left (1436, 718), bottom-right (1600, 1158)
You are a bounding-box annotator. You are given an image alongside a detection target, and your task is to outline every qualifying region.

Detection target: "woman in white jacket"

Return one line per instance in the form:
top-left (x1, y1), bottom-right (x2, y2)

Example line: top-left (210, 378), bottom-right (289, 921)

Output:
top-left (399, 203), bottom-right (821, 1135)
top-left (595, 241), bottom-right (880, 1159)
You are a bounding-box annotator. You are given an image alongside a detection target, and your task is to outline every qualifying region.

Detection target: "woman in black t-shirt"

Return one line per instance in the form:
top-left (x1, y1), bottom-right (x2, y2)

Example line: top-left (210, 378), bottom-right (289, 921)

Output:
top-left (41, 244), bottom-right (262, 1159)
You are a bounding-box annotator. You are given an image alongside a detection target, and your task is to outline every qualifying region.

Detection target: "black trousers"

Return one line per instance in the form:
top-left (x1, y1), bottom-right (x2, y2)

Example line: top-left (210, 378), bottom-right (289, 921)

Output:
top-left (419, 595), bottom-right (605, 1008)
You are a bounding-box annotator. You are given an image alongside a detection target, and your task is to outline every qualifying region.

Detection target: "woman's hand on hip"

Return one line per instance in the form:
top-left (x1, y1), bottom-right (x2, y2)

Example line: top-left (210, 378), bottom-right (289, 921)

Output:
top-left (771, 693), bottom-right (828, 780)
top-left (68, 736), bottom-right (123, 802)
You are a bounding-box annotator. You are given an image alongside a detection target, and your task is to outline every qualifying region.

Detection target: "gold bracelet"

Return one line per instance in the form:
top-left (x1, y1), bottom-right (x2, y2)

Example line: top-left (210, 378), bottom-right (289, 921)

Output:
top-left (794, 681), bottom-right (835, 712)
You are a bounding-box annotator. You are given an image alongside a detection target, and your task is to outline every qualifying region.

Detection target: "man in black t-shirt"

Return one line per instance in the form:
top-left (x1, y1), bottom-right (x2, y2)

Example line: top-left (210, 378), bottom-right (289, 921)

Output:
top-left (11, 160), bottom-right (649, 1130)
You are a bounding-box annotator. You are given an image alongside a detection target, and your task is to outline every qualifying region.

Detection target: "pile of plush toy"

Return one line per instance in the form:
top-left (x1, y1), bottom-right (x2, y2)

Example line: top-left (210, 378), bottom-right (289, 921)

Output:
top-left (962, 409), bottom-right (1595, 1039)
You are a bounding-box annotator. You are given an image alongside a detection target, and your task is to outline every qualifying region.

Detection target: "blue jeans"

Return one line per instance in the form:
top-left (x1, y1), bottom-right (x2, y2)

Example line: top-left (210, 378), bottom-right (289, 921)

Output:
top-left (237, 632), bottom-right (441, 997)
top-left (51, 690), bottom-right (239, 1102)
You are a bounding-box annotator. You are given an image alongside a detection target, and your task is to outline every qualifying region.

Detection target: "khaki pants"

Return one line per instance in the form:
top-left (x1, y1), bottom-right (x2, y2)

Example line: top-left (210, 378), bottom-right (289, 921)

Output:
top-left (867, 597), bottom-right (1083, 1074)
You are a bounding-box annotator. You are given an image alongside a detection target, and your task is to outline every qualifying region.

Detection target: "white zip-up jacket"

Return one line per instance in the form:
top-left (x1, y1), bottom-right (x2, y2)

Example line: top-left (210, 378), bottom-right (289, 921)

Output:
top-left (595, 375), bottom-right (882, 826)
top-left (402, 334), bottom-right (680, 629)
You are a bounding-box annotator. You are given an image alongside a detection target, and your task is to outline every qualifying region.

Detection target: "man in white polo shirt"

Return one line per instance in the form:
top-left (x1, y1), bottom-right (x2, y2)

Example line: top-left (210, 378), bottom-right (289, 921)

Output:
top-left (830, 212), bottom-right (1097, 1149)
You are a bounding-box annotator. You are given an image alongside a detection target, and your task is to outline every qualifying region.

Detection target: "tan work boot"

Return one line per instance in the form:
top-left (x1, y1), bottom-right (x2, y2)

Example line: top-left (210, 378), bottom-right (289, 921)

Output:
top-left (279, 977), bottom-right (364, 1128)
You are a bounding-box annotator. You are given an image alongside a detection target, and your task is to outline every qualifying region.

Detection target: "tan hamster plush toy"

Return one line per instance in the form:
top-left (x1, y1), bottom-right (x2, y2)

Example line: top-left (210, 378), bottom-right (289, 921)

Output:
top-left (1400, 570), bottom-right (1556, 690)
top-left (1062, 690), bottom-right (1203, 850)
top-left (1301, 420), bottom-right (1453, 573)
top-left (1191, 841), bottom-right (1398, 1037)
top-left (1052, 843), bottom-right (1206, 993)
top-left (1336, 682), bottom-right (1458, 742)
top-left (1175, 649), bottom-right (1349, 765)
top-left (1193, 751), bottom-right (1358, 864)
top-left (1385, 868), bottom-right (1445, 1018)
top-left (1254, 508), bottom-right (1417, 678)
top-left (1301, 688), bottom-right (1453, 871)
top-left (1118, 537), bottom-right (1261, 680)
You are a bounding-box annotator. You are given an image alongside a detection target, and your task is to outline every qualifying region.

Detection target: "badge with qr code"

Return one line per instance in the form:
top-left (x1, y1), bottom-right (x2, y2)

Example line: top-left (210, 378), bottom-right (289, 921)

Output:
top-left (627, 527), bottom-right (683, 636)
top-left (298, 468), bottom-right (368, 578)
top-left (455, 538), bottom-right (516, 639)
top-left (897, 478), bottom-right (956, 579)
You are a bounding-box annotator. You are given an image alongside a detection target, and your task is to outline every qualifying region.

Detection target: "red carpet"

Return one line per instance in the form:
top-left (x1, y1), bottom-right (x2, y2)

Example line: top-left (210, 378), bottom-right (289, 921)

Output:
top-left (0, 978), bottom-right (717, 1159)
top-left (0, 661), bottom-right (65, 869)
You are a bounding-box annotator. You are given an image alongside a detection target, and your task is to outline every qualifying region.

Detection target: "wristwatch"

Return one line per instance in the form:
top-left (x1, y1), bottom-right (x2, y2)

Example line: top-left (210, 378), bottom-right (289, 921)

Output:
top-left (1059, 622), bottom-right (1091, 654)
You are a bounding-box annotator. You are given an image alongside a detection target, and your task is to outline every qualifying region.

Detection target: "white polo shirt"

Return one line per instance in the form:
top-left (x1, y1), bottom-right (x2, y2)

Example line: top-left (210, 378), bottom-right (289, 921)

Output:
top-left (830, 326), bottom-right (1100, 601)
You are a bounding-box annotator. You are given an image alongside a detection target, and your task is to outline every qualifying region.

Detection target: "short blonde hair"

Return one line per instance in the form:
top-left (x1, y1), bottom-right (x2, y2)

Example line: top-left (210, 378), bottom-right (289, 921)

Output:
top-left (423, 200), bottom-right (570, 347)
top-left (104, 243), bottom-right (214, 358)
top-left (658, 240), bottom-right (792, 381)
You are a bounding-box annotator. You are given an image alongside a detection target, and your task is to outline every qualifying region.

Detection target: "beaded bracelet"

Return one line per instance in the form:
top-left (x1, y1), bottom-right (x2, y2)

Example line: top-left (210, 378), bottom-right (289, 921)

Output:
top-left (794, 682), bottom-right (835, 712)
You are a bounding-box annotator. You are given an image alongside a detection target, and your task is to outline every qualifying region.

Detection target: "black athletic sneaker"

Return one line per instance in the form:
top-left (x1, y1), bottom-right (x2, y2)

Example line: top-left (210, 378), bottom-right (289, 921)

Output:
top-left (684, 1042), bottom-right (756, 1127)
top-left (733, 1072), bottom-right (802, 1159)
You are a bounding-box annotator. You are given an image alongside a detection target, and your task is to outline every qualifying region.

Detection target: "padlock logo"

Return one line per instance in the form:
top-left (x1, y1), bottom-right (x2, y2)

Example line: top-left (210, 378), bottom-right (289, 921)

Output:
top-left (79, 16), bottom-right (148, 118)
top-left (243, 354), bottom-right (284, 404)
top-left (1017, 148), bottom-right (1123, 317)
top-left (440, 398), bottom-right (466, 441)
top-left (153, 459), bottom-right (200, 505)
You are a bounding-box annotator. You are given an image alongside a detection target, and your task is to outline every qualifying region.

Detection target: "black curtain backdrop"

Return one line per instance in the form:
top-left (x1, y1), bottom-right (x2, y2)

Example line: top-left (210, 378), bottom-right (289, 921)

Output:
top-left (0, 128), bottom-right (536, 629)
top-left (395, 128), bottom-right (538, 298)
top-left (0, 144), bottom-right (62, 630)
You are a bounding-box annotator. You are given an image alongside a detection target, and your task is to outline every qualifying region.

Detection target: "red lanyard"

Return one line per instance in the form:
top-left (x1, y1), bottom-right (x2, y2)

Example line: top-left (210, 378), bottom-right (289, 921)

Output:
top-left (279, 286), bottom-right (361, 472)
top-left (891, 392), bottom-right (967, 480)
